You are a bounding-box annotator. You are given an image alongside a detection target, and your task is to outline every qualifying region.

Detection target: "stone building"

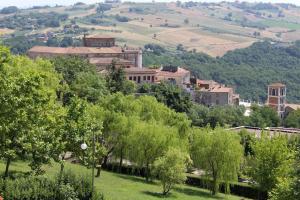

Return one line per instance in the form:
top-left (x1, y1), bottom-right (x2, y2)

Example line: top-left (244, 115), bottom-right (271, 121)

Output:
top-left (156, 67), bottom-right (191, 87)
top-left (194, 80), bottom-right (239, 106)
top-left (27, 35), bottom-right (143, 69)
top-left (83, 35), bottom-right (115, 47)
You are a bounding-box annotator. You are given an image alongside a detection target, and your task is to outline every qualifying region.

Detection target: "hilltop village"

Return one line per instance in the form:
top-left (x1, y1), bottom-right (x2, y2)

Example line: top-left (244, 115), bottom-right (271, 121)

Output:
top-left (28, 35), bottom-right (300, 119)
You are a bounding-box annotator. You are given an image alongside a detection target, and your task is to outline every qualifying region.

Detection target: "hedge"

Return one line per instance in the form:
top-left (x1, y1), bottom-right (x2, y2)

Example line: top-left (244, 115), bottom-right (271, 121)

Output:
top-left (103, 163), bottom-right (267, 200)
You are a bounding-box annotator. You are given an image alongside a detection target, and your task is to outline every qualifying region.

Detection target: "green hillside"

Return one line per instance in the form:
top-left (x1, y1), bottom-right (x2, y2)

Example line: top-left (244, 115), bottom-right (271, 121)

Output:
top-left (143, 41), bottom-right (300, 103)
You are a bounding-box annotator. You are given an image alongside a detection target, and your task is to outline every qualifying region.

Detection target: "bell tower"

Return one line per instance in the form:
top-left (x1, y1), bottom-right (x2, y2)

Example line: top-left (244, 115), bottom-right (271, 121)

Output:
top-left (267, 83), bottom-right (286, 119)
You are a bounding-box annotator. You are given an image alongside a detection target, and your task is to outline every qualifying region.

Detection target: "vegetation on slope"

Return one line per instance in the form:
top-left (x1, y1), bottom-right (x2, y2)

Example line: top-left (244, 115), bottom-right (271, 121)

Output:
top-left (144, 41), bottom-right (300, 103)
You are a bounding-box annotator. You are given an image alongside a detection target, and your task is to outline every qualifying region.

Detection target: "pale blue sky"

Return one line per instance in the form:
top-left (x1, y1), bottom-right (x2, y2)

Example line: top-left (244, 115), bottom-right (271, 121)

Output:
top-left (0, 0), bottom-right (299, 9)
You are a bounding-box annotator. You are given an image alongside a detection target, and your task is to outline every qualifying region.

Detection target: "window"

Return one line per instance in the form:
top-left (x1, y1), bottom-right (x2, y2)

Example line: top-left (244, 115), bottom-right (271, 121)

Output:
top-left (143, 76), bottom-right (146, 81)
top-left (271, 89), bottom-right (278, 96)
top-left (147, 76), bottom-right (150, 80)
top-left (151, 76), bottom-right (154, 82)
top-left (138, 76), bottom-right (141, 83)
top-left (281, 88), bottom-right (285, 96)
top-left (133, 76), bottom-right (136, 81)
top-left (129, 76), bottom-right (132, 80)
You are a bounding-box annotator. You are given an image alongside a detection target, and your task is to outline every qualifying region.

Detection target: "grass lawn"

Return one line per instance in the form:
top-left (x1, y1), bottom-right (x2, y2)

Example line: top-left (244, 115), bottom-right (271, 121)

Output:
top-left (0, 161), bottom-right (248, 200)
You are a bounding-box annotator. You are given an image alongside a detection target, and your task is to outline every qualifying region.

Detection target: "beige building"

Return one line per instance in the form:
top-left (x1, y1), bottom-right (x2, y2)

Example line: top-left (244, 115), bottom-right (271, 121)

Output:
top-left (156, 67), bottom-right (190, 87)
top-left (124, 68), bottom-right (157, 84)
top-left (27, 35), bottom-right (143, 69)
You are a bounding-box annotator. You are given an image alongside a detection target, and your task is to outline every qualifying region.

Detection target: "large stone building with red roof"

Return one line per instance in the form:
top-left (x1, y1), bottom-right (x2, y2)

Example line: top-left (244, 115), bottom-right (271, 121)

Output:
top-left (28, 35), bottom-right (143, 69)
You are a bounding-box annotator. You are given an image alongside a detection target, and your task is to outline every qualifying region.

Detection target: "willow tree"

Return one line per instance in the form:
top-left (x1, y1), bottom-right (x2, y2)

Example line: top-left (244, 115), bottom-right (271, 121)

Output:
top-left (190, 127), bottom-right (244, 195)
top-left (128, 121), bottom-right (181, 181)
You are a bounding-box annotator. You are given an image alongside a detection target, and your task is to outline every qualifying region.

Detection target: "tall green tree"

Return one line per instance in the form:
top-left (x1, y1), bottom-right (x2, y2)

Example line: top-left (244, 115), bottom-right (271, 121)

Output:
top-left (52, 56), bottom-right (108, 104)
top-left (190, 127), bottom-right (244, 195)
top-left (250, 134), bottom-right (295, 194)
top-left (128, 121), bottom-right (181, 181)
top-left (106, 61), bottom-right (135, 95)
top-left (0, 47), bottom-right (64, 177)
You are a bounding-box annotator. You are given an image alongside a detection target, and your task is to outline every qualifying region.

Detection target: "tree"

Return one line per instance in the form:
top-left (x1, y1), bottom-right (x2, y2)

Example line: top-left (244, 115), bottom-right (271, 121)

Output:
top-left (184, 18), bottom-right (189, 24)
top-left (188, 104), bottom-right (246, 128)
top-left (52, 56), bottom-right (108, 103)
top-left (60, 98), bottom-right (105, 174)
top-left (284, 109), bottom-right (300, 128)
top-left (269, 144), bottom-right (300, 200)
top-left (106, 61), bottom-right (135, 94)
top-left (146, 82), bottom-right (192, 113)
top-left (128, 121), bottom-right (181, 181)
top-left (0, 6), bottom-right (18, 14)
top-left (248, 105), bottom-right (280, 127)
top-left (190, 127), bottom-right (244, 195)
top-left (250, 134), bottom-right (295, 194)
top-left (153, 148), bottom-right (191, 195)
top-left (71, 71), bottom-right (108, 103)
top-left (0, 47), bottom-right (64, 177)
top-left (98, 93), bottom-right (141, 171)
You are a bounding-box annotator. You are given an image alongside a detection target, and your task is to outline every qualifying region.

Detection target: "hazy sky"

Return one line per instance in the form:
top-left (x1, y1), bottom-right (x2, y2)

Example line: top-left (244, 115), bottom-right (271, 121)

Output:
top-left (0, 0), bottom-right (299, 9)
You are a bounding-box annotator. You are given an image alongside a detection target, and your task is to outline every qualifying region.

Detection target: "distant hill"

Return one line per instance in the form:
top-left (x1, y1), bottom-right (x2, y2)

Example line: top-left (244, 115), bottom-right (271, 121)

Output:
top-left (1, 2), bottom-right (300, 56)
top-left (143, 41), bottom-right (300, 103)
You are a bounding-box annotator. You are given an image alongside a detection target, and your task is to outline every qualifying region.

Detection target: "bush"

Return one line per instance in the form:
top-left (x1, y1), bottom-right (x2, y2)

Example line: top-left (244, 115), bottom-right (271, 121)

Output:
top-left (0, 171), bottom-right (104, 200)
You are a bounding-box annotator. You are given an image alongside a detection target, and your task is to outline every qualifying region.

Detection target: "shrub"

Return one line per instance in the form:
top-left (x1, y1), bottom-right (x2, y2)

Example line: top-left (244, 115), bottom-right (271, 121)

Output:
top-left (0, 171), bottom-right (104, 200)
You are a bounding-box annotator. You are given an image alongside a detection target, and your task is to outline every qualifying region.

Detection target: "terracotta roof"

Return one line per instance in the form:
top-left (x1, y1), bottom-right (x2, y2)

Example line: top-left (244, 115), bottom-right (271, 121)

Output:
top-left (268, 83), bottom-right (286, 87)
top-left (89, 57), bottom-right (132, 65)
top-left (156, 67), bottom-right (190, 77)
top-left (124, 67), bottom-right (157, 74)
top-left (285, 104), bottom-right (300, 111)
top-left (28, 46), bottom-right (124, 54)
top-left (210, 87), bottom-right (233, 93)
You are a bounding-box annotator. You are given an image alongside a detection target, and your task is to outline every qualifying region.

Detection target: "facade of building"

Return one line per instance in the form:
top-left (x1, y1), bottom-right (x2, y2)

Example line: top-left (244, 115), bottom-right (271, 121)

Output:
top-left (194, 80), bottom-right (239, 106)
top-left (27, 35), bottom-right (142, 69)
top-left (156, 67), bottom-right (190, 87)
top-left (124, 68), bottom-right (157, 84)
top-left (83, 35), bottom-right (115, 47)
top-left (267, 83), bottom-right (287, 119)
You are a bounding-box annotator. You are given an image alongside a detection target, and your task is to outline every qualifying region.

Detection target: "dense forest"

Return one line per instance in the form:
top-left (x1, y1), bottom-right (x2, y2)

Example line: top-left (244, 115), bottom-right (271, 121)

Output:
top-left (143, 41), bottom-right (300, 103)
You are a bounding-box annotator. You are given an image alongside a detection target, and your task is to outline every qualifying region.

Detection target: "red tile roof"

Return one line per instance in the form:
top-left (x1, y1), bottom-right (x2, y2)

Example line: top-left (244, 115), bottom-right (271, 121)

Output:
top-left (28, 46), bottom-right (124, 54)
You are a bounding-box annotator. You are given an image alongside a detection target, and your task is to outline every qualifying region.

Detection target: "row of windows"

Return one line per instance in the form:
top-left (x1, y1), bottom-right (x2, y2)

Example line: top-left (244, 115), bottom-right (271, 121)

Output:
top-left (269, 88), bottom-right (286, 96)
top-left (128, 75), bottom-right (155, 83)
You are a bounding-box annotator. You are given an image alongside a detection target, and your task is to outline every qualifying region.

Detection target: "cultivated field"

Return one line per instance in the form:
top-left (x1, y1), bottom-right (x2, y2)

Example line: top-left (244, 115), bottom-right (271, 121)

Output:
top-left (1, 1), bottom-right (300, 56)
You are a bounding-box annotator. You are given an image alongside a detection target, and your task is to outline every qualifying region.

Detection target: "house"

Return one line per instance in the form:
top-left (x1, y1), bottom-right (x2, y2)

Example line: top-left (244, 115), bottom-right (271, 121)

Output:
top-left (193, 79), bottom-right (239, 106)
top-left (156, 67), bottom-right (190, 87)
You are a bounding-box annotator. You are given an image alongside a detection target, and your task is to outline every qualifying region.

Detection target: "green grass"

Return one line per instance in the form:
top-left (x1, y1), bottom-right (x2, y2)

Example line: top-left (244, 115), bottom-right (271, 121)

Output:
top-left (260, 19), bottom-right (300, 30)
top-left (0, 161), bottom-right (248, 200)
